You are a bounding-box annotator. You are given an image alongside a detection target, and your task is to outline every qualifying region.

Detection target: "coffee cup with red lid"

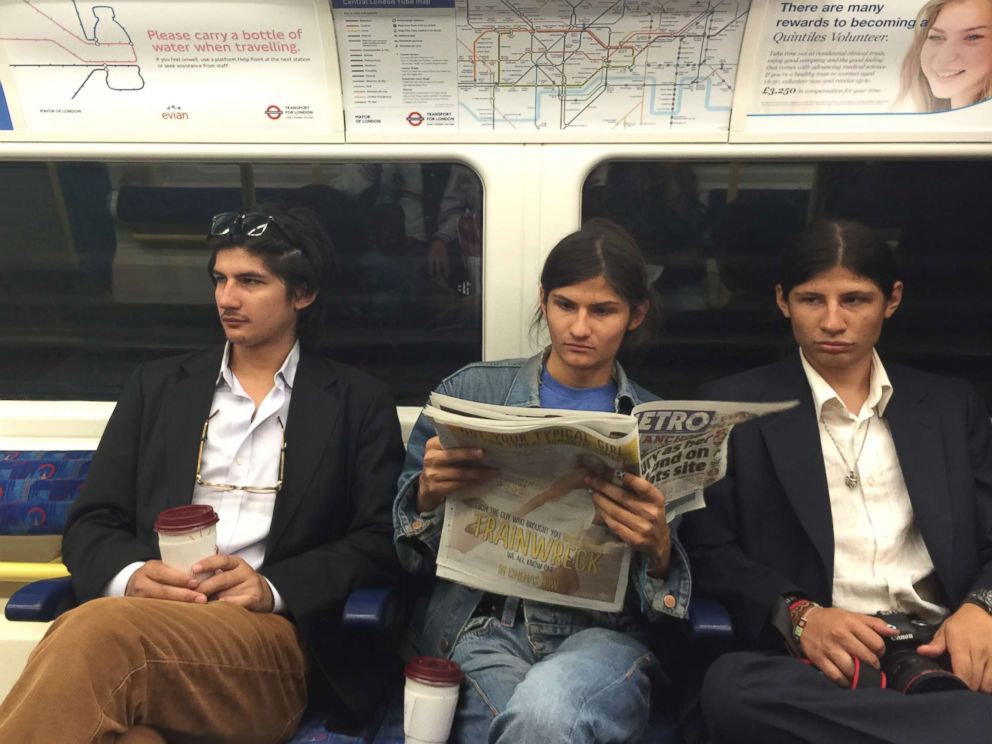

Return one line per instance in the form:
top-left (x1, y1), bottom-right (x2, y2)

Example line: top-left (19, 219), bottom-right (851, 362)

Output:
top-left (154, 505), bottom-right (219, 581)
top-left (403, 656), bottom-right (463, 744)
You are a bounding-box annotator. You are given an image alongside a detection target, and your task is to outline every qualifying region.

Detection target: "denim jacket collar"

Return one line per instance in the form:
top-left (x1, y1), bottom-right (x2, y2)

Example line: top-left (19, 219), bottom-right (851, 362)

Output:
top-left (505, 349), bottom-right (642, 414)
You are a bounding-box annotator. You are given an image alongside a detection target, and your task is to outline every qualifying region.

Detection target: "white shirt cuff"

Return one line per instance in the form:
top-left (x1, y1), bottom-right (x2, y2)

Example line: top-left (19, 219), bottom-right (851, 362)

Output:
top-left (265, 577), bottom-right (286, 614)
top-left (102, 561), bottom-right (146, 597)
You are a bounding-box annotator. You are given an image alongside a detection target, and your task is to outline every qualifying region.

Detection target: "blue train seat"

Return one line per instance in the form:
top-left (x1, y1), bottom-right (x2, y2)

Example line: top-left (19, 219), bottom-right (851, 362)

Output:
top-left (0, 450), bottom-right (92, 584)
top-left (0, 451), bottom-right (92, 541)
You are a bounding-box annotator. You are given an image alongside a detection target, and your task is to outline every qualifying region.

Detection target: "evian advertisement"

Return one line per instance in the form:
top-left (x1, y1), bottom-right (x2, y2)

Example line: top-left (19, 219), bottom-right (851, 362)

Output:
top-left (0, 0), bottom-right (344, 141)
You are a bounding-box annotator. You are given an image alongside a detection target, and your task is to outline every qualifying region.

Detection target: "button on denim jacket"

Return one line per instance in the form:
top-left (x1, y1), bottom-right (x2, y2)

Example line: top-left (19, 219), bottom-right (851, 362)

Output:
top-left (393, 352), bottom-right (693, 659)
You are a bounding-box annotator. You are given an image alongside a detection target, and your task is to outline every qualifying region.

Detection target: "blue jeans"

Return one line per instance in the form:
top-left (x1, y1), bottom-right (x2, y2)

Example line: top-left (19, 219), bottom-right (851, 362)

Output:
top-left (449, 609), bottom-right (658, 744)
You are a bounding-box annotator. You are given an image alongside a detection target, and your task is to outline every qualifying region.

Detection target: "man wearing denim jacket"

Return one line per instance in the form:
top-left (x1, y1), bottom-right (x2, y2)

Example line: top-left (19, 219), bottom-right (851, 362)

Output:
top-left (394, 351), bottom-right (692, 744)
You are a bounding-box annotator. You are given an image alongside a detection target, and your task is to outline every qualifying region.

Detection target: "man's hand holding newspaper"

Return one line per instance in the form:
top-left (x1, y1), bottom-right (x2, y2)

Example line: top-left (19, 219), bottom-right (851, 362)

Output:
top-left (587, 470), bottom-right (672, 579)
top-left (416, 438), bottom-right (496, 513)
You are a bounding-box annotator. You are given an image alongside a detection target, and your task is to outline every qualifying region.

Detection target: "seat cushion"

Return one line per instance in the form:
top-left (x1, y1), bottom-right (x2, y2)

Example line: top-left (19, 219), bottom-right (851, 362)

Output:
top-left (0, 479), bottom-right (84, 536)
top-left (0, 451), bottom-right (93, 537)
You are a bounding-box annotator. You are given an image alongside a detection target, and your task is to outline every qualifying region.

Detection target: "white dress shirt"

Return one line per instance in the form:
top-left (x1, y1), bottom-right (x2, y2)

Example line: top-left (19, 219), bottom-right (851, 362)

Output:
top-left (800, 349), bottom-right (947, 623)
top-left (104, 342), bottom-right (299, 613)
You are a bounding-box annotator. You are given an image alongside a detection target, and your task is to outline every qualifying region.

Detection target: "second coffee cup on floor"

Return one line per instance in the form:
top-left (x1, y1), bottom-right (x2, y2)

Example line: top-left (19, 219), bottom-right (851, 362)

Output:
top-left (154, 505), bottom-right (219, 581)
top-left (403, 656), bottom-right (463, 744)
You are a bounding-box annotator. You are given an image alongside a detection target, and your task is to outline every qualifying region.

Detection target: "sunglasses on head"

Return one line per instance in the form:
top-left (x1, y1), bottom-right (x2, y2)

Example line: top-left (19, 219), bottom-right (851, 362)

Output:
top-left (209, 211), bottom-right (278, 239)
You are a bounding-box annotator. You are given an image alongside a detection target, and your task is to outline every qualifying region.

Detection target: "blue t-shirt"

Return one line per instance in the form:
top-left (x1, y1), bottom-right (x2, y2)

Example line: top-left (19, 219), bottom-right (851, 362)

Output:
top-left (539, 366), bottom-right (617, 412)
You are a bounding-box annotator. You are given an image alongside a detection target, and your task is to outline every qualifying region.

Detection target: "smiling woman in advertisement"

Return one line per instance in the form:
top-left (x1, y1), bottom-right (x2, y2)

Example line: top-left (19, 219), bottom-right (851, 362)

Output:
top-left (900, 0), bottom-right (992, 110)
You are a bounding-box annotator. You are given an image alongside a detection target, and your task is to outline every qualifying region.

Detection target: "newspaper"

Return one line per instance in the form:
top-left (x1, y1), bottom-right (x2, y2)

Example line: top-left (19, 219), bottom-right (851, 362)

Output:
top-left (426, 393), bottom-right (796, 612)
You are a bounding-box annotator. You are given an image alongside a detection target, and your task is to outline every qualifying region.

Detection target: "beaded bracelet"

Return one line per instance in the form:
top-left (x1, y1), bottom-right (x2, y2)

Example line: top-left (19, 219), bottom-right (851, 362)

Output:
top-left (788, 598), bottom-right (821, 645)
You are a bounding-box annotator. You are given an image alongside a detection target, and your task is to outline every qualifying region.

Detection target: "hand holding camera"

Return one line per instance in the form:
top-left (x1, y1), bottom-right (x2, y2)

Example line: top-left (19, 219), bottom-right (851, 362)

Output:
top-left (796, 604), bottom-right (990, 695)
top-left (865, 611), bottom-right (968, 694)
top-left (916, 603), bottom-right (992, 694)
top-left (795, 606), bottom-right (899, 687)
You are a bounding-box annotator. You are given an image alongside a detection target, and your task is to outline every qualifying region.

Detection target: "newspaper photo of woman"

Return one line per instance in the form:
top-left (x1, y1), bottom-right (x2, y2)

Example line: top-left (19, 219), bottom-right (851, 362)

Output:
top-left (900, 0), bottom-right (992, 110)
top-left (515, 453), bottom-right (613, 518)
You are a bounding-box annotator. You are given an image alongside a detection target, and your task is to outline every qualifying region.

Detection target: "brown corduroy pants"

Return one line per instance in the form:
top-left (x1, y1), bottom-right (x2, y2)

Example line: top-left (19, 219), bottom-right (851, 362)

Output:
top-left (0, 596), bottom-right (308, 744)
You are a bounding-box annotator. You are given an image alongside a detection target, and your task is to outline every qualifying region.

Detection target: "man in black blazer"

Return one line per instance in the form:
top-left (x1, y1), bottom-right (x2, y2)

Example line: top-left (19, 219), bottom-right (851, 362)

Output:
top-left (0, 207), bottom-right (405, 743)
top-left (681, 220), bottom-right (992, 743)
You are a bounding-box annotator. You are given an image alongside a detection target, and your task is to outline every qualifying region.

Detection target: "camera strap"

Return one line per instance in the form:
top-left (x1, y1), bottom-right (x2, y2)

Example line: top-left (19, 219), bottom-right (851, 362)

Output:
top-left (849, 657), bottom-right (887, 690)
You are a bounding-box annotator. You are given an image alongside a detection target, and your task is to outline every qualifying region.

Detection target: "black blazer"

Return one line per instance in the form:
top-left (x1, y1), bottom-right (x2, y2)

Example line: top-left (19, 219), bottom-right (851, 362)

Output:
top-left (681, 354), bottom-right (992, 648)
top-left (62, 346), bottom-right (405, 723)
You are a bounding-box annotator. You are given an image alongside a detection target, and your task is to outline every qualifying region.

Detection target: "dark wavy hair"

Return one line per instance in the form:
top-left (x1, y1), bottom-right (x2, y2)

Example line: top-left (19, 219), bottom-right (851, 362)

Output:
top-left (207, 204), bottom-right (331, 348)
top-left (780, 219), bottom-right (900, 299)
top-left (532, 217), bottom-right (660, 349)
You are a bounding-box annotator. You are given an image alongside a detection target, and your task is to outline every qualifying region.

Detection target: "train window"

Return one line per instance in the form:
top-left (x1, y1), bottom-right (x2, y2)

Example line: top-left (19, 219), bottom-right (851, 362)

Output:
top-left (583, 160), bottom-right (992, 410)
top-left (0, 161), bottom-right (482, 404)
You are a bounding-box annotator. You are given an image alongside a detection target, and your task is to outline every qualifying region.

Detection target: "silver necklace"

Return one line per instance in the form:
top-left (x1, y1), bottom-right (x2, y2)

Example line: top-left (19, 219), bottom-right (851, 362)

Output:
top-left (821, 417), bottom-right (871, 489)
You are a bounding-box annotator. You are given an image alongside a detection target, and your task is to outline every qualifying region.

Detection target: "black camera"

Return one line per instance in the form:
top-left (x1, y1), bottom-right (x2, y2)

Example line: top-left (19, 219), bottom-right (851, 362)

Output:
top-left (875, 612), bottom-right (968, 694)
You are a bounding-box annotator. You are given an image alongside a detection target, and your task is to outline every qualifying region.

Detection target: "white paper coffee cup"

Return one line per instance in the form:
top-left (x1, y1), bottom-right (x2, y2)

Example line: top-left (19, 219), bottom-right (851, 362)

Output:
top-left (403, 656), bottom-right (463, 744)
top-left (154, 505), bottom-right (219, 581)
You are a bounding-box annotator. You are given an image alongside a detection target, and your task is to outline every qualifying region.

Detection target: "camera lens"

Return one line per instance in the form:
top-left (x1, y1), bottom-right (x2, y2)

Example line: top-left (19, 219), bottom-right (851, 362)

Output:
top-left (883, 649), bottom-right (969, 694)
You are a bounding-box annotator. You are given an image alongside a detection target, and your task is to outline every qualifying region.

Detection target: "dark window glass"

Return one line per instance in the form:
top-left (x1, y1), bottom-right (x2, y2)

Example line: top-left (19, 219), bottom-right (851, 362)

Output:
top-left (0, 161), bottom-right (482, 404)
top-left (583, 160), bottom-right (992, 412)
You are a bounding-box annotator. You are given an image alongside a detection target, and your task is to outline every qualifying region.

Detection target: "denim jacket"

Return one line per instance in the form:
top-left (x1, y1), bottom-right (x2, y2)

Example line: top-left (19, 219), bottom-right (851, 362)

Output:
top-left (393, 352), bottom-right (693, 659)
